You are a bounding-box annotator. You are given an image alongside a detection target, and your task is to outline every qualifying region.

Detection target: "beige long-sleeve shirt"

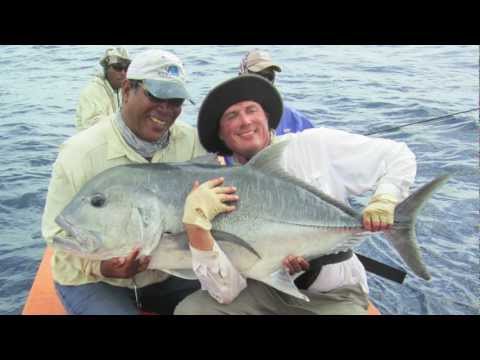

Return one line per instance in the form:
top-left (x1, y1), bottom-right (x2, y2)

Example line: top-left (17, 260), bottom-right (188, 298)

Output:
top-left (42, 113), bottom-right (206, 288)
top-left (75, 74), bottom-right (121, 131)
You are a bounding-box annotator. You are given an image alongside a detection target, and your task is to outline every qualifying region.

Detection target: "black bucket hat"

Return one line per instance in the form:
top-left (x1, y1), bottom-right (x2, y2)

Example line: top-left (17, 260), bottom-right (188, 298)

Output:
top-left (197, 74), bottom-right (283, 155)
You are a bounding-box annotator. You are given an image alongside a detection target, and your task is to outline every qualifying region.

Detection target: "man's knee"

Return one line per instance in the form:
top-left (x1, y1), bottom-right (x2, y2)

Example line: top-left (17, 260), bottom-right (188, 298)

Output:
top-left (56, 282), bottom-right (139, 315)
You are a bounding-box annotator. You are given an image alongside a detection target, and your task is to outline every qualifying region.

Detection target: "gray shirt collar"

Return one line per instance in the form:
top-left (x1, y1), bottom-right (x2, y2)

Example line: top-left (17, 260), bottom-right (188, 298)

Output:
top-left (114, 111), bottom-right (170, 159)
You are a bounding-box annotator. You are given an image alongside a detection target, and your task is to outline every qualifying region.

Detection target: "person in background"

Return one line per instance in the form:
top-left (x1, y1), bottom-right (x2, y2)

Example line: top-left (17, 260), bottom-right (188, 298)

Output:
top-left (43, 49), bottom-right (206, 315)
top-left (75, 47), bottom-right (131, 131)
top-left (239, 49), bottom-right (314, 135)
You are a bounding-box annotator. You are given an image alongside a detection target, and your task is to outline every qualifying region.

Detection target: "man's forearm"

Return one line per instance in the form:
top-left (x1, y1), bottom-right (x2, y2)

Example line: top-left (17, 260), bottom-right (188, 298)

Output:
top-left (184, 224), bottom-right (214, 251)
top-left (185, 224), bottom-right (247, 304)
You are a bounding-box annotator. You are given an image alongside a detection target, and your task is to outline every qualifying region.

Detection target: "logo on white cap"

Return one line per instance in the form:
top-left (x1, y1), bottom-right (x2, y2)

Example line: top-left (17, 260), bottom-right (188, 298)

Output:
top-left (166, 65), bottom-right (180, 77)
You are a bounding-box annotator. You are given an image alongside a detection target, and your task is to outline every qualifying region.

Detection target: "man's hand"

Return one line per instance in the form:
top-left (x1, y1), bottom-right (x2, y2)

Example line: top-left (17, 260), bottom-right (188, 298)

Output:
top-left (100, 248), bottom-right (150, 278)
top-left (282, 255), bottom-right (310, 275)
top-left (182, 177), bottom-right (238, 231)
top-left (362, 194), bottom-right (398, 232)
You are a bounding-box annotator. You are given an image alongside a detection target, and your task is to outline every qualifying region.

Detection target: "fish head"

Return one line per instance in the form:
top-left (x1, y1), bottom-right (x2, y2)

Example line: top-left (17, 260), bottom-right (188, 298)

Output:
top-left (54, 178), bottom-right (166, 260)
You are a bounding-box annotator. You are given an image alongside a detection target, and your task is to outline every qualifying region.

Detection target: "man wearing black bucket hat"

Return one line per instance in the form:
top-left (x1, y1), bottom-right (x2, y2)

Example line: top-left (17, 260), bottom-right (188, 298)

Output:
top-left (174, 74), bottom-right (416, 315)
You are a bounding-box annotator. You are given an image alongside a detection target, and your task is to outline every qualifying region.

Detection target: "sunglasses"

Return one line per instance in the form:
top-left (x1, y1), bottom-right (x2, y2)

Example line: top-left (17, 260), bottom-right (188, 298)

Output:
top-left (142, 85), bottom-right (185, 107)
top-left (111, 63), bottom-right (129, 72)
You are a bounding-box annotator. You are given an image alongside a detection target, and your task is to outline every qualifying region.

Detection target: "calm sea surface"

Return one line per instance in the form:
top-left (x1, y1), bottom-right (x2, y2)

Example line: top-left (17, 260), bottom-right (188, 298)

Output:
top-left (0, 45), bottom-right (478, 315)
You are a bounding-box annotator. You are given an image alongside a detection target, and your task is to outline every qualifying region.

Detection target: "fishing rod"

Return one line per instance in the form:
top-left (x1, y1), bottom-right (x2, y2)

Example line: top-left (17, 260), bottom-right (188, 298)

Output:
top-left (364, 107), bottom-right (479, 136)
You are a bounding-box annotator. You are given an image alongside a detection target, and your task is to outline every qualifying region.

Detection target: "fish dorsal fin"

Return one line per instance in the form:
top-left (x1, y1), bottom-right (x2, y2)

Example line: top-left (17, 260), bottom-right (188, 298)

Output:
top-left (246, 139), bottom-right (359, 219)
top-left (246, 138), bottom-right (290, 174)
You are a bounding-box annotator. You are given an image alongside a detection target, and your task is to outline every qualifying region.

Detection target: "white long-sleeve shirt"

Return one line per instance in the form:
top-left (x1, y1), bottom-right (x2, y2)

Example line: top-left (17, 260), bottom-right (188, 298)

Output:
top-left (190, 127), bottom-right (417, 303)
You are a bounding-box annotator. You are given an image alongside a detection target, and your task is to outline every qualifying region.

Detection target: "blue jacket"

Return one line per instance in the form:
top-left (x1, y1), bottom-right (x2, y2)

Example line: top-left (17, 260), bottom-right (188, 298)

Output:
top-left (275, 104), bottom-right (314, 135)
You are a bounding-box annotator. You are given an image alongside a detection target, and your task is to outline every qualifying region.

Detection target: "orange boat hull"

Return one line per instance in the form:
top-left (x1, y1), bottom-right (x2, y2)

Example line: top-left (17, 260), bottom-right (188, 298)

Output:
top-left (22, 248), bottom-right (381, 315)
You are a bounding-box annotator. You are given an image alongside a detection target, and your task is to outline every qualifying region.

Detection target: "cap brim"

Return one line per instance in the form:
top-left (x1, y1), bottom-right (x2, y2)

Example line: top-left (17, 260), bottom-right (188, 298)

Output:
top-left (197, 74), bottom-right (283, 155)
top-left (143, 79), bottom-right (192, 102)
top-left (248, 61), bottom-right (282, 73)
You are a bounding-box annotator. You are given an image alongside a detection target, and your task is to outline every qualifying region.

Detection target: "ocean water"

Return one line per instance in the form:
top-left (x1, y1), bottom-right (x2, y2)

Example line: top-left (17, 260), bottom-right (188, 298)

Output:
top-left (0, 45), bottom-right (478, 315)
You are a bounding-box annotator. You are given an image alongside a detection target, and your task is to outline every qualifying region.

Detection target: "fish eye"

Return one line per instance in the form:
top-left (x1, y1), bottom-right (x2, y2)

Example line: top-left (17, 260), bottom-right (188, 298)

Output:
top-left (90, 193), bottom-right (106, 208)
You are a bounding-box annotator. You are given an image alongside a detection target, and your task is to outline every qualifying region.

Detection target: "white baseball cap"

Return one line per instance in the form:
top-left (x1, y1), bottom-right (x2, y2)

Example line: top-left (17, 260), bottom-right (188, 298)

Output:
top-left (127, 49), bottom-right (192, 103)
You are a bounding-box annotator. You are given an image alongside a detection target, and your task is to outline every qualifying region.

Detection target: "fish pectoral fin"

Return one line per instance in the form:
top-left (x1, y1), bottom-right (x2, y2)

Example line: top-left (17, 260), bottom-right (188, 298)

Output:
top-left (159, 230), bottom-right (260, 260)
top-left (257, 268), bottom-right (310, 302)
top-left (211, 230), bottom-right (261, 260)
top-left (161, 268), bottom-right (198, 280)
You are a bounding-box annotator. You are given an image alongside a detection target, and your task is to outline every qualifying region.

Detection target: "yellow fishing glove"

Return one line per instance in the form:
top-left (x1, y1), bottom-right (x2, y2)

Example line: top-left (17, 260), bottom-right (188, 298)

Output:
top-left (182, 179), bottom-right (233, 231)
top-left (363, 194), bottom-right (398, 228)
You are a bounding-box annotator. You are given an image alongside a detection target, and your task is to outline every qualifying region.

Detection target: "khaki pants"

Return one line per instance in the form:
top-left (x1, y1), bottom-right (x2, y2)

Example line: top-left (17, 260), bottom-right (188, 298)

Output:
top-left (174, 279), bottom-right (369, 315)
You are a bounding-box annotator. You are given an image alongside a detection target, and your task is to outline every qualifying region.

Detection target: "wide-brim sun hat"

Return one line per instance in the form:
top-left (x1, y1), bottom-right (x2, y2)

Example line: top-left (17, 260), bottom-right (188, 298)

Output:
top-left (197, 74), bottom-right (283, 155)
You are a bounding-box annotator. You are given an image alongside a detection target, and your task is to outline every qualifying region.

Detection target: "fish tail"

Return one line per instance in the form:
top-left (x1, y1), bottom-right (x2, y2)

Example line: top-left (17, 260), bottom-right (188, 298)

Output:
top-left (385, 174), bottom-right (450, 280)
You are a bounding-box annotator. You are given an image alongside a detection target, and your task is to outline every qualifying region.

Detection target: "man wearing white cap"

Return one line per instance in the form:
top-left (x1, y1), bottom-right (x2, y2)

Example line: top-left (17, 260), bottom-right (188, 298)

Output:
top-left (75, 47), bottom-right (131, 131)
top-left (43, 49), bottom-right (206, 314)
top-left (239, 49), bottom-right (314, 135)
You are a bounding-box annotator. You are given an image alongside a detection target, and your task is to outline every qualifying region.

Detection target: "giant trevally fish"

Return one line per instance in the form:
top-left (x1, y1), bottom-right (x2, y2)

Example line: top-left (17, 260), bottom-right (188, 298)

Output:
top-left (53, 141), bottom-right (449, 301)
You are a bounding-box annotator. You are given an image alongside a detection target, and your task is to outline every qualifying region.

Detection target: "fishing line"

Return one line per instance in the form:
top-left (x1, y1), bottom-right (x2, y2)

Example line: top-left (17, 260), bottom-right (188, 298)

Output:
top-left (364, 107), bottom-right (479, 136)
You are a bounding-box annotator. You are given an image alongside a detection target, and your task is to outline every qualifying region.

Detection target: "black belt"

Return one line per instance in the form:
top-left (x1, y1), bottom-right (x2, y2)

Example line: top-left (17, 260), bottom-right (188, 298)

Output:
top-left (355, 253), bottom-right (406, 284)
top-left (294, 250), bottom-right (406, 290)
